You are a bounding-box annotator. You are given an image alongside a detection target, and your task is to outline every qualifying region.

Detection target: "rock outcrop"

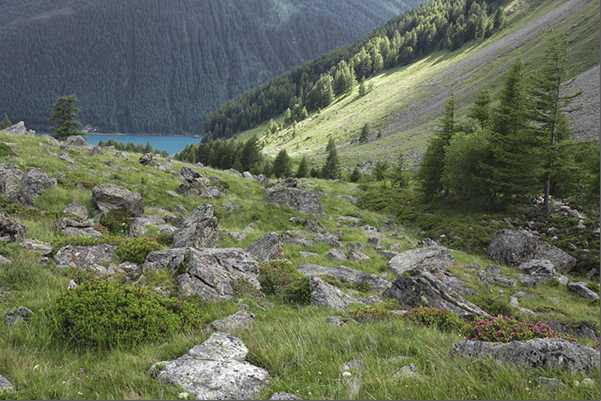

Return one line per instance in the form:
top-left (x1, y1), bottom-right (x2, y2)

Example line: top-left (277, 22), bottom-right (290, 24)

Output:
top-left (388, 246), bottom-right (455, 276)
top-left (297, 263), bottom-right (391, 292)
top-left (149, 332), bottom-right (269, 400)
top-left (245, 232), bottom-right (283, 262)
top-left (449, 338), bottom-right (600, 373)
top-left (262, 188), bottom-right (326, 218)
top-left (53, 244), bottom-right (118, 275)
top-left (7, 167), bottom-right (57, 207)
top-left (92, 182), bottom-right (144, 217)
top-left (172, 217), bottom-right (220, 249)
top-left (308, 276), bottom-right (359, 311)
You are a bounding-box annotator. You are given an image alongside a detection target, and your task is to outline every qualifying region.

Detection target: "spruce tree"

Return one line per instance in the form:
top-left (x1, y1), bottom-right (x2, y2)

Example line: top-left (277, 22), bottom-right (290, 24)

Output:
top-left (272, 149), bottom-right (292, 178)
top-left (528, 31), bottom-right (582, 213)
top-left (49, 94), bottom-right (83, 140)
top-left (468, 89), bottom-right (491, 129)
top-left (359, 123), bottom-right (370, 143)
top-left (321, 138), bottom-right (340, 180)
top-left (296, 156), bottom-right (308, 178)
top-left (390, 152), bottom-right (408, 188)
top-left (350, 167), bottom-right (361, 182)
top-left (0, 113), bottom-right (10, 130)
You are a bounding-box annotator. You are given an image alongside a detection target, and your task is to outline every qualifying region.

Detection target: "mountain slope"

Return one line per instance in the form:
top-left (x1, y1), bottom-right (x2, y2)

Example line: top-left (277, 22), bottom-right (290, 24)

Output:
top-left (0, 0), bottom-right (423, 134)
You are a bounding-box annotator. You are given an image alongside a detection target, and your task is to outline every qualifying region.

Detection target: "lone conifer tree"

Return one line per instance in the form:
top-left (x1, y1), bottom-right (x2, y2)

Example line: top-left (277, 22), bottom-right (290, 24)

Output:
top-left (321, 138), bottom-right (340, 179)
top-left (50, 95), bottom-right (83, 140)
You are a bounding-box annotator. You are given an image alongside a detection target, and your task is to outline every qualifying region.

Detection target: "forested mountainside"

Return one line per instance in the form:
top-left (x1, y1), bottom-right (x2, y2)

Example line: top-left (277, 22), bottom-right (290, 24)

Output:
top-left (204, 0), bottom-right (507, 140)
top-left (0, 0), bottom-right (423, 135)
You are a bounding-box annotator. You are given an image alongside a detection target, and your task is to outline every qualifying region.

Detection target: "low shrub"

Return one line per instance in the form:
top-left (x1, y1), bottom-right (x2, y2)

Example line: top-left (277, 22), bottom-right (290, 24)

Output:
top-left (346, 303), bottom-right (395, 323)
top-left (547, 277), bottom-right (560, 287)
top-left (258, 260), bottom-right (310, 305)
top-left (99, 209), bottom-right (131, 236)
top-left (0, 143), bottom-right (16, 157)
top-left (402, 307), bottom-right (464, 333)
top-left (461, 316), bottom-right (577, 343)
top-left (47, 280), bottom-right (208, 348)
top-left (465, 294), bottom-right (514, 317)
top-left (587, 282), bottom-right (600, 294)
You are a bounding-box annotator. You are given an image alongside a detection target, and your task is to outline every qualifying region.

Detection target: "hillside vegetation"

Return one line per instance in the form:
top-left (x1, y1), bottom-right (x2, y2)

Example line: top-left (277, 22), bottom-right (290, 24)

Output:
top-left (0, 131), bottom-right (599, 400)
top-left (0, 0), bottom-right (422, 134)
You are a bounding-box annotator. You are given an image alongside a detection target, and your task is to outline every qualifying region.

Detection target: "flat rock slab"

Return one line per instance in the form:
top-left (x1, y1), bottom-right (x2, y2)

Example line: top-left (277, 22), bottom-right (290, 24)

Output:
top-left (567, 282), bottom-right (600, 299)
top-left (245, 232), bottom-right (283, 262)
top-left (53, 244), bottom-right (118, 275)
top-left (208, 310), bottom-right (256, 333)
top-left (297, 263), bottom-right (391, 292)
top-left (262, 188), bottom-right (326, 218)
top-left (388, 246), bottom-right (455, 276)
top-left (385, 267), bottom-right (490, 318)
top-left (309, 276), bottom-right (360, 312)
top-left (172, 217), bottom-right (220, 249)
top-left (449, 338), bottom-right (600, 373)
top-left (150, 332), bottom-right (269, 400)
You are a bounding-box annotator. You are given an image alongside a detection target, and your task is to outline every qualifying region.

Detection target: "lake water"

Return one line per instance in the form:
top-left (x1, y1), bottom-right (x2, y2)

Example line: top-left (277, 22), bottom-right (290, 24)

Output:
top-left (39, 133), bottom-right (203, 155)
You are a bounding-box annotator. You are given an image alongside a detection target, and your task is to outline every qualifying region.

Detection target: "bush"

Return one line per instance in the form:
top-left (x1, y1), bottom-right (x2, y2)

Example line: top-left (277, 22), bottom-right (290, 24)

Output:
top-left (587, 282), bottom-right (600, 294)
top-left (547, 277), bottom-right (560, 287)
top-left (0, 143), bottom-right (16, 157)
top-left (99, 209), bottom-right (131, 236)
top-left (47, 280), bottom-right (207, 348)
top-left (461, 316), bottom-right (577, 343)
top-left (258, 260), bottom-right (311, 305)
top-left (347, 303), bottom-right (395, 323)
top-left (402, 307), bottom-right (464, 333)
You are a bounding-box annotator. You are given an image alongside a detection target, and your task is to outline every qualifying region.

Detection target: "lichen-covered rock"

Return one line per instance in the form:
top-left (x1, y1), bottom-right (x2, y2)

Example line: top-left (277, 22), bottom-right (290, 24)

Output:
top-left (449, 338), bottom-right (600, 373)
top-left (297, 263), bottom-right (391, 292)
top-left (0, 163), bottom-right (24, 195)
top-left (143, 248), bottom-right (190, 272)
top-left (20, 238), bottom-right (53, 256)
top-left (53, 244), bottom-right (118, 275)
top-left (138, 153), bottom-right (154, 165)
top-left (172, 217), bottom-right (220, 249)
top-left (64, 135), bottom-right (87, 146)
top-left (191, 203), bottom-right (214, 220)
top-left (262, 188), bottom-right (326, 218)
top-left (308, 276), bottom-right (360, 311)
top-left (487, 229), bottom-right (576, 271)
top-left (0, 216), bottom-right (26, 241)
top-left (7, 167), bottom-right (57, 207)
top-left (1, 121), bottom-right (32, 136)
top-left (245, 232), bottom-right (283, 262)
top-left (567, 282), bottom-right (600, 299)
top-left (63, 201), bottom-right (88, 218)
top-left (92, 182), bottom-right (144, 217)
top-left (348, 248), bottom-right (370, 263)
top-left (269, 392), bottom-right (302, 400)
top-left (128, 215), bottom-right (166, 238)
top-left (149, 332), bottom-right (269, 400)
top-left (0, 374), bottom-right (14, 394)
top-left (87, 146), bottom-right (103, 156)
top-left (385, 267), bottom-right (490, 318)
top-left (326, 248), bottom-right (347, 261)
top-left (5, 306), bottom-right (32, 326)
top-left (388, 246), bottom-right (455, 276)
top-left (208, 310), bottom-right (256, 333)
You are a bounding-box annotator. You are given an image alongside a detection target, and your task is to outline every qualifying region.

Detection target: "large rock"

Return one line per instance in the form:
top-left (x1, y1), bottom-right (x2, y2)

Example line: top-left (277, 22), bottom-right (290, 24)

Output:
top-left (172, 217), bottom-right (220, 249)
top-left (0, 374), bottom-right (14, 394)
top-left (449, 338), bottom-right (600, 373)
top-left (308, 276), bottom-right (360, 311)
top-left (208, 310), bottom-right (256, 333)
top-left (20, 238), bottom-right (53, 256)
top-left (64, 135), bottom-right (87, 146)
top-left (388, 246), bottom-right (455, 276)
top-left (1, 121), bottom-right (33, 136)
top-left (8, 167), bottom-right (57, 207)
top-left (245, 232), bottom-right (283, 262)
top-left (385, 267), bottom-right (490, 318)
top-left (128, 215), bottom-right (166, 238)
top-left (262, 188), bottom-right (326, 218)
top-left (177, 248), bottom-right (260, 301)
top-left (0, 216), bottom-right (26, 241)
top-left (63, 201), bottom-right (88, 218)
top-left (177, 166), bottom-right (210, 196)
top-left (143, 248), bottom-right (190, 272)
top-left (567, 282), bottom-right (600, 299)
top-left (297, 263), bottom-right (391, 292)
top-left (0, 163), bottom-right (24, 195)
top-left (53, 244), bottom-right (118, 275)
top-left (149, 332), bottom-right (269, 400)
top-left (487, 229), bottom-right (576, 271)
top-left (92, 182), bottom-right (144, 217)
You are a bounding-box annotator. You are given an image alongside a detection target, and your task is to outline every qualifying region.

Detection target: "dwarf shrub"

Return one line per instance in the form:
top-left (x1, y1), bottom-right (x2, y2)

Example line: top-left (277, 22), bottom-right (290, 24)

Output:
top-left (99, 209), bottom-right (131, 236)
top-left (461, 316), bottom-right (577, 343)
top-left (258, 260), bottom-right (310, 304)
top-left (47, 280), bottom-right (207, 348)
top-left (402, 307), bottom-right (464, 333)
top-left (347, 303), bottom-right (395, 323)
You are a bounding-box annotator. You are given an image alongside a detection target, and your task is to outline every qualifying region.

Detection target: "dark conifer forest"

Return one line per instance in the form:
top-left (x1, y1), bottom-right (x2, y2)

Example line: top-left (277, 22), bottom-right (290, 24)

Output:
top-left (0, 0), bottom-right (423, 134)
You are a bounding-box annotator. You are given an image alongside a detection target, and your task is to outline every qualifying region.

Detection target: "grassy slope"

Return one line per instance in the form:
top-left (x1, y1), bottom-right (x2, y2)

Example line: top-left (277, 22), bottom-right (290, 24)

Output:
top-left (236, 0), bottom-right (599, 170)
top-left (0, 132), bottom-right (598, 400)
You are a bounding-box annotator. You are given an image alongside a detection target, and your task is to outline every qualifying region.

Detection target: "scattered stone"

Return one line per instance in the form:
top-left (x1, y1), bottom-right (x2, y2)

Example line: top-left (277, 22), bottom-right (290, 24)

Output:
top-left (19, 238), bottom-right (53, 256)
top-left (63, 201), bottom-right (88, 218)
top-left (228, 231), bottom-right (246, 241)
top-left (297, 263), bottom-right (391, 292)
top-left (262, 188), bottom-right (326, 218)
top-left (143, 248), bottom-right (190, 272)
top-left (0, 216), bottom-right (26, 242)
top-left (303, 217), bottom-right (325, 231)
top-left (53, 244), bottom-right (118, 275)
top-left (0, 255), bottom-right (11, 264)
top-left (418, 237), bottom-right (438, 247)
top-left (191, 203), bottom-right (214, 220)
top-left (337, 195), bottom-right (357, 204)
top-left (166, 190), bottom-right (180, 198)
top-left (388, 246), bottom-right (455, 276)
top-left (326, 248), bottom-right (347, 261)
top-left (138, 153), bottom-right (154, 166)
top-left (172, 217), bottom-right (220, 249)
top-left (394, 363), bottom-right (418, 379)
top-left (87, 146), bottom-right (103, 156)
top-left (539, 377), bottom-right (564, 391)
top-left (1, 121), bottom-right (33, 136)
top-left (0, 374), bottom-right (14, 394)
top-left (149, 332), bottom-right (269, 400)
top-left (8, 167), bottom-right (57, 207)
top-left (5, 306), bottom-right (32, 325)
top-left (324, 316), bottom-right (347, 327)
top-left (299, 251), bottom-right (318, 258)
top-left (246, 232), bottom-right (283, 262)
top-left (308, 276), bottom-right (360, 311)
top-left (92, 182), bottom-right (144, 217)
top-left (378, 250), bottom-right (400, 260)
top-left (0, 163), bottom-right (24, 195)
top-left (269, 392), bottom-right (302, 400)
top-left (582, 378), bottom-right (595, 387)
top-left (567, 282), bottom-right (600, 299)
top-left (348, 248), bottom-right (370, 263)
top-left (385, 267), bottom-right (490, 318)
top-left (337, 216), bottom-right (364, 225)
top-left (367, 236), bottom-right (381, 247)
top-left (64, 135), bottom-right (87, 146)
top-left (389, 243), bottom-right (403, 252)
top-left (208, 310), bottom-right (256, 334)
top-left (449, 338), bottom-right (600, 373)
top-left (313, 231), bottom-right (344, 247)
top-left (342, 360), bottom-right (364, 372)
top-left (177, 166), bottom-right (210, 196)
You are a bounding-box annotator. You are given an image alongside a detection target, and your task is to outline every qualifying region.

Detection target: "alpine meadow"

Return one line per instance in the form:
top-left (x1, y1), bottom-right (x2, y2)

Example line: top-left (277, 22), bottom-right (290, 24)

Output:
top-left (0, 0), bottom-right (599, 400)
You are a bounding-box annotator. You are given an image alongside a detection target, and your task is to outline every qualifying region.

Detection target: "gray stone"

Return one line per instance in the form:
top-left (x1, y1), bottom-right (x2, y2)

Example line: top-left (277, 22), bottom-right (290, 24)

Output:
top-left (62, 226), bottom-right (103, 238)
top-left (418, 237), bottom-right (438, 247)
top-left (228, 231), bottom-right (246, 241)
top-left (262, 188), bottom-right (326, 218)
top-left (388, 246), bottom-right (455, 276)
top-left (487, 229), bottom-right (576, 271)
top-left (0, 216), bottom-right (26, 242)
top-left (367, 236), bottom-right (381, 247)
top-left (337, 216), bottom-right (364, 225)
top-left (92, 182), bottom-right (144, 217)
top-left (324, 316), bottom-right (346, 327)
top-left (53, 244), bottom-right (118, 275)
top-left (20, 238), bottom-right (53, 256)
top-left (63, 201), bottom-right (88, 218)
top-left (87, 146), bottom-right (103, 156)
top-left (0, 374), bottom-right (14, 394)
top-left (337, 195), bottom-right (358, 204)
top-left (242, 171), bottom-right (254, 180)
top-left (342, 359), bottom-right (364, 372)
top-left (348, 248), bottom-right (370, 263)
top-left (149, 332), bottom-right (269, 400)
top-left (394, 363), bottom-right (418, 379)
top-left (378, 250), bottom-right (400, 260)
top-left (65, 135), bottom-right (87, 146)
top-left (269, 392), bottom-right (302, 400)
top-left (326, 248), bottom-right (347, 261)
top-left (299, 251), bottom-right (318, 258)
top-left (304, 217), bottom-right (325, 231)
top-left (449, 338), bottom-right (600, 373)
top-left (8, 167), bottom-right (56, 207)
top-left (199, 185), bottom-right (224, 199)
top-left (5, 306), bottom-right (32, 325)
top-left (385, 267), bottom-right (490, 318)
top-left (1, 121), bottom-right (31, 136)
top-left (539, 377), bottom-right (564, 391)
top-left (0, 163), bottom-right (24, 195)
top-left (567, 282), bottom-right (600, 299)
top-left (143, 248), bottom-right (190, 272)
top-left (297, 263), bottom-right (391, 292)
top-left (191, 203), bottom-right (214, 220)
top-left (138, 153), bottom-right (154, 165)
top-left (0, 255), bottom-right (11, 264)
top-left (208, 310), bottom-right (256, 333)
top-left (308, 276), bottom-right (360, 311)
top-left (313, 232), bottom-right (344, 247)
top-left (518, 259), bottom-right (557, 276)
top-left (128, 215), bottom-right (166, 238)
top-left (177, 248), bottom-right (260, 301)
top-left (172, 217), bottom-right (220, 249)
top-left (245, 232), bottom-right (283, 262)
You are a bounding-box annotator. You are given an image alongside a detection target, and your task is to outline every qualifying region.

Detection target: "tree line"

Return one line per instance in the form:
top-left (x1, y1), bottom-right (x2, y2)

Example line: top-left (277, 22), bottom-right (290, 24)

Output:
top-left (417, 31), bottom-right (600, 211)
top-left (204, 0), bottom-right (506, 140)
